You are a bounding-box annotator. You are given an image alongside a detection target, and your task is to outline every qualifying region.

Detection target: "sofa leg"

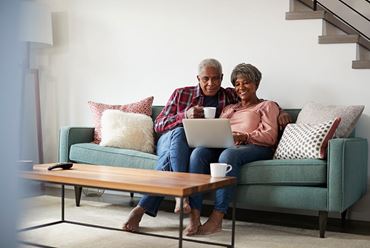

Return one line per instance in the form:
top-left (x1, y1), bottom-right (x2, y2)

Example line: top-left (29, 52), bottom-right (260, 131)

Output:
top-left (74, 186), bottom-right (82, 207)
top-left (341, 210), bottom-right (347, 224)
top-left (319, 211), bottom-right (328, 238)
top-left (130, 192), bottom-right (134, 198)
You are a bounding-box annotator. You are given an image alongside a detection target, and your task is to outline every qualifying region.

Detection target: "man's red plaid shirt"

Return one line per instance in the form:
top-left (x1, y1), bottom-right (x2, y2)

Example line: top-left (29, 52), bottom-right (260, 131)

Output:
top-left (154, 85), bottom-right (238, 133)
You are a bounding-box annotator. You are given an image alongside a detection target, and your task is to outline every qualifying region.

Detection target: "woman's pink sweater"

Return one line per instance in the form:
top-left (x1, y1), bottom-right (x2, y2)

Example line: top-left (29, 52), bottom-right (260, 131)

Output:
top-left (220, 100), bottom-right (279, 147)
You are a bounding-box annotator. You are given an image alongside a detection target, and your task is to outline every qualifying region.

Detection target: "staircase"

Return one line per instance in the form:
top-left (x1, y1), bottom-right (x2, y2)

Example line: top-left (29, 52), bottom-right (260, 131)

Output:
top-left (286, 0), bottom-right (370, 69)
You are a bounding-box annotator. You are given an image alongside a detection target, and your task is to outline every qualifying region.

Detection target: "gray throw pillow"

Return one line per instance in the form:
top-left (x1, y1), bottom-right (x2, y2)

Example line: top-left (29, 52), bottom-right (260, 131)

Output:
top-left (296, 102), bottom-right (364, 138)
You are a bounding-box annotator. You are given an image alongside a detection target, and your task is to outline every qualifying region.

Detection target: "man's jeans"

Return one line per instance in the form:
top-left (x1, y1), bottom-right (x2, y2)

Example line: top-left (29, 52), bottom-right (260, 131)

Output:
top-left (138, 127), bottom-right (190, 217)
top-left (188, 145), bottom-right (273, 213)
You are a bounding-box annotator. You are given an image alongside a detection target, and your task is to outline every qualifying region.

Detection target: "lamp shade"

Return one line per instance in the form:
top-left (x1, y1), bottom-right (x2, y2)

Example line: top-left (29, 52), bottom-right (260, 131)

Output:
top-left (20, 1), bottom-right (53, 45)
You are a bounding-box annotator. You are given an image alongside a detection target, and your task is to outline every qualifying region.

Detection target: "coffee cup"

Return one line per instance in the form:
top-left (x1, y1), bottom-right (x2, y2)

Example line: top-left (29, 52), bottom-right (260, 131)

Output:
top-left (203, 107), bottom-right (216, 119)
top-left (17, 160), bottom-right (34, 171)
top-left (210, 163), bottom-right (232, 177)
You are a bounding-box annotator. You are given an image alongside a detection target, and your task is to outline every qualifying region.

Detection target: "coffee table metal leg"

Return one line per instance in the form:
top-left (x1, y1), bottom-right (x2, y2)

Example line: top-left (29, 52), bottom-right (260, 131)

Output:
top-left (231, 195), bottom-right (236, 248)
top-left (21, 182), bottom-right (236, 247)
top-left (61, 185), bottom-right (65, 221)
top-left (179, 197), bottom-right (184, 248)
top-left (17, 184), bottom-right (67, 247)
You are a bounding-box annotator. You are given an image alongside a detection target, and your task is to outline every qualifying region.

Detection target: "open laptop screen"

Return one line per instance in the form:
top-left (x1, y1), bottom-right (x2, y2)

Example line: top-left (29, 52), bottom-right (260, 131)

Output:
top-left (182, 119), bottom-right (234, 148)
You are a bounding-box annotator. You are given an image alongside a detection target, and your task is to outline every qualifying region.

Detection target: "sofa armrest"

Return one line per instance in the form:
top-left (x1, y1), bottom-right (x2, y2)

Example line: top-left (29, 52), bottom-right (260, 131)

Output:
top-left (58, 127), bottom-right (95, 162)
top-left (327, 137), bottom-right (368, 212)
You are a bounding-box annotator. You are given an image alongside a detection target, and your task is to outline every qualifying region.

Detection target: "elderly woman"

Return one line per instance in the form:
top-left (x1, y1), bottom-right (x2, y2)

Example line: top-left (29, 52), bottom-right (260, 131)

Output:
top-left (184, 63), bottom-right (280, 236)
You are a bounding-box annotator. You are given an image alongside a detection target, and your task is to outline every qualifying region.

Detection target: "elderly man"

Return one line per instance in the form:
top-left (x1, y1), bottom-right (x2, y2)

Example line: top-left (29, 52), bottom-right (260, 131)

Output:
top-left (123, 58), bottom-right (290, 232)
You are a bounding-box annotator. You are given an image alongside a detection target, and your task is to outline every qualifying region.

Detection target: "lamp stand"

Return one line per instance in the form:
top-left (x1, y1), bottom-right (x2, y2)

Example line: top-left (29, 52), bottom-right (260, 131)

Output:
top-left (27, 43), bottom-right (44, 164)
top-left (32, 68), bottom-right (44, 164)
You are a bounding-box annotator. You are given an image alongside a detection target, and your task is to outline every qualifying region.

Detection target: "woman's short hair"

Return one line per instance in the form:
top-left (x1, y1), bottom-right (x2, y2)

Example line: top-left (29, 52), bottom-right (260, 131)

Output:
top-left (198, 58), bottom-right (223, 75)
top-left (230, 63), bottom-right (262, 87)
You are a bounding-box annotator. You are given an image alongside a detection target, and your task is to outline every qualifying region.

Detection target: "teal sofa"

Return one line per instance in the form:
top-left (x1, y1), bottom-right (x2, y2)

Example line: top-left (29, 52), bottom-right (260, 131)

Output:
top-left (59, 106), bottom-right (368, 238)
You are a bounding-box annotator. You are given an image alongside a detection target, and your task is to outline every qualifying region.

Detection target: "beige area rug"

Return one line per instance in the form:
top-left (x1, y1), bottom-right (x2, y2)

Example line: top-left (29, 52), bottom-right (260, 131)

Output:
top-left (18, 195), bottom-right (370, 248)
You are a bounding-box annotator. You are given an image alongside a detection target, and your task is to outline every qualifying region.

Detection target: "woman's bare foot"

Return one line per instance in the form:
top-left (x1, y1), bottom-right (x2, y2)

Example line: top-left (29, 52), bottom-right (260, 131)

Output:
top-left (183, 209), bottom-right (201, 236)
top-left (123, 206), bottom-right (145, 232)
top-left (174, 197), bottom-right (191, 214)
top-left (197, 210), bottom-right (224, 235)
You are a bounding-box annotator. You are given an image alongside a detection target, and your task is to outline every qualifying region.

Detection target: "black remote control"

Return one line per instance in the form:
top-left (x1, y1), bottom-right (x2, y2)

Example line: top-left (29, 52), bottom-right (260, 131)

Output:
top-left (48, 162), bottom-right (73, 171)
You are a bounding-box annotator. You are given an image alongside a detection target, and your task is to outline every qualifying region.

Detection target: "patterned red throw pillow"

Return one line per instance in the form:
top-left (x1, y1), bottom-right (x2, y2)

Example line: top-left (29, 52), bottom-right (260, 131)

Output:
top-left (273, 117), bottom-right (341, 159)
top-left (88, 96), bottom-right (154, 144)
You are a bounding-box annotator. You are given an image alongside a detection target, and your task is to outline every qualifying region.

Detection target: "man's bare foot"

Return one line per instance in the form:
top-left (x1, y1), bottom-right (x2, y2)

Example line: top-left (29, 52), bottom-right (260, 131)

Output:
top-left (123, 206), bottom-right (145, 232)
top-left (183, 209), bottom-right (201, 236)
top-left (174, 197), bottom-right (191, 214)
top-left (197, 210), bottom-right (224, 235)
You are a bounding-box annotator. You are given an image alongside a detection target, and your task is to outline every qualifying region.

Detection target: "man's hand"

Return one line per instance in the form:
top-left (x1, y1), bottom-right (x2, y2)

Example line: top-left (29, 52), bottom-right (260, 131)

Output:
top-left (278, 111), bottom-right (292, 129)
top-left (186, 106), bottom-right (204, 119)
top-left (232, 132), bottom-right (248, 145)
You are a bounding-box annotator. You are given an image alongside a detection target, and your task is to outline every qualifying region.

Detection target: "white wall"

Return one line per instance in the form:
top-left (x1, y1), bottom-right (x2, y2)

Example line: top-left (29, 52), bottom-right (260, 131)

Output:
top-left (37, 0), bottom-right (370, 221)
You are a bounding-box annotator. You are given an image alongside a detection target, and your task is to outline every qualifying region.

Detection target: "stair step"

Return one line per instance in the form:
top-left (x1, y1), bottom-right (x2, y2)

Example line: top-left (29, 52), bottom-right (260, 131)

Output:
top-left (319, 11), bottom-right (370, 50)
top-left (352, 60), bottom-right (370, 69)
top-left (286, 10), bottom-right (325, 20)
top-left (319, 34), bottom-right (359, 44)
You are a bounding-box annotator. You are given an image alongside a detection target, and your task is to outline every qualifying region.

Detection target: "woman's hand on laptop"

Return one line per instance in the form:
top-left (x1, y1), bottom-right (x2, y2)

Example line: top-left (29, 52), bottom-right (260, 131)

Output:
top-left (278, 111), bottom-right (292, 130)
top-left (186, 106), bottom-right (204, 119)
top-left (232, 132), bottom-right (249, 145)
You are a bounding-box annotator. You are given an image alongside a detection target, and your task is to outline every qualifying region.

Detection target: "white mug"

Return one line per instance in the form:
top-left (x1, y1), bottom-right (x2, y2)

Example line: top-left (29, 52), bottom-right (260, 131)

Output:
top-left (203, 107), bottom-right (216, 119)
top-left (210, 163), bottom-right (232, 177)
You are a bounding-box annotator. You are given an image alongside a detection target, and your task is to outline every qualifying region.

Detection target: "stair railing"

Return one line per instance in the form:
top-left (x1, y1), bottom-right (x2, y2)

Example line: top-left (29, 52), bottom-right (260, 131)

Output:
top-left (312, 0), bottom-right (370, 41)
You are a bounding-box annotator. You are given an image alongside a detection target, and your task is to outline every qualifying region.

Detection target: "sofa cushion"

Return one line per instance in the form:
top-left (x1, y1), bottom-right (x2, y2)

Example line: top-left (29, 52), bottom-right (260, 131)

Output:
top-left (239, 159), bottom-right (327, 186)
top-left (273, 118), bottom-right (340, 159)
top-left (100, 110), bottom-right (155, 153)
top-left (69, 143), bottom-right (157, 170)
top-left (296, 102), bottom-right (364, 138)
top-left (88, 96), bottom-right (154, 144)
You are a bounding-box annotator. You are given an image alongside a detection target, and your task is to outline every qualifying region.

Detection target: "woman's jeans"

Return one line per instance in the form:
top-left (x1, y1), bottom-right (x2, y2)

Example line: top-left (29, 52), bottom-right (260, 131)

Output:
top-left (189, 144), bottom-right (273, 213)
top-left (138, 127), bottom-right (189, 217)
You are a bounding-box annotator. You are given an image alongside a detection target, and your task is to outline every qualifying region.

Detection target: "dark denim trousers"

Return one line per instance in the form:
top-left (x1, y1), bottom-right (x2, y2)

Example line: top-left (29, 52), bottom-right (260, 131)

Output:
top-left (188, 144), bottom-right (274, 213)
top-left (138, 127), bottom-right (190, 217)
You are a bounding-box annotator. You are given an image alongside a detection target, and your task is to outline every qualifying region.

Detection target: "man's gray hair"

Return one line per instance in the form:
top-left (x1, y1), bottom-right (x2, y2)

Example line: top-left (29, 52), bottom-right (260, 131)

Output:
top-left (230, 63), bottom-right (262, 87)
top-left (198, 58), bottom-right (223, 75)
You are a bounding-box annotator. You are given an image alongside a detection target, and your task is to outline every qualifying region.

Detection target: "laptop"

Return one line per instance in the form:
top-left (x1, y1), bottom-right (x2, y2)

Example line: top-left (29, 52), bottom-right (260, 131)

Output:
top-left (182, 119), bottom-right (234, 148)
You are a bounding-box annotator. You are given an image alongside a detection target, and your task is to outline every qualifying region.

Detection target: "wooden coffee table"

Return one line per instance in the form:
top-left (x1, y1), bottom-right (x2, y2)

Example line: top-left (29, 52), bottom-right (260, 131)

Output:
top-left (19, 163), bottom-right (237, 248)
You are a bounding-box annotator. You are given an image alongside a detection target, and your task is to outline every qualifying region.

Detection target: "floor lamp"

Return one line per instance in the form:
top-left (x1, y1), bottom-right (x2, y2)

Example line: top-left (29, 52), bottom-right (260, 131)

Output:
top-left (20, 2), bottom-right (53, 164)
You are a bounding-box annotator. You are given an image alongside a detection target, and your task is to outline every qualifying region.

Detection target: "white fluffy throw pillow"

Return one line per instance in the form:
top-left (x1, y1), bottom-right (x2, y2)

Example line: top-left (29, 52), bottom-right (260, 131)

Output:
top-left (100, 110), bottom-right (154, 154)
